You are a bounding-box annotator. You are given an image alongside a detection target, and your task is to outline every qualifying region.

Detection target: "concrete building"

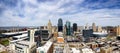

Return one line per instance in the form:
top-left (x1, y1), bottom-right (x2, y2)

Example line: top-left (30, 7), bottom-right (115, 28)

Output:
top-left (28, 29), bottom-right (35, 42)
top-left (36, 41), bottom-right (53, 53)
top-left (15, 41), bottom-right (36, 53)
top-left (10, 29), bottom-right (36, 53)
top-left (100, 47), bottom-right (112, 53)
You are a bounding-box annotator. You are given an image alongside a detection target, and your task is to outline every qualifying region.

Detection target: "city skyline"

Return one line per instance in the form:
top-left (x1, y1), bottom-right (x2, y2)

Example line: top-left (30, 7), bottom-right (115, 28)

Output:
top-left (0, 0), bottom-right (120, 26)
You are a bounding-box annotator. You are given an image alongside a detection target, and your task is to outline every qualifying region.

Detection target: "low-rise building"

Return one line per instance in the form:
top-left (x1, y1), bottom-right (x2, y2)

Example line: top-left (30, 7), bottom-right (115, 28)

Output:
top-left (15, 41), bottom-right (36, 53)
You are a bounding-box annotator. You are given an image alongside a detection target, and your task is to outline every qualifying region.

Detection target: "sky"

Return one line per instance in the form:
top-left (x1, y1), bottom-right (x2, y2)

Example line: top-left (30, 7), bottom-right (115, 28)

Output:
top-left (0, 0), bottom-right (120, 26)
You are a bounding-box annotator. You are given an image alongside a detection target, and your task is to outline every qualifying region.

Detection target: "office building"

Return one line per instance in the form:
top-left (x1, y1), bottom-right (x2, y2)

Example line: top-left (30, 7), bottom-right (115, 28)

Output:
top-left (14, 29), bottom-right (36, 53)
top-left (15, 41), bottom-right (36, 53)
top-left (47, 20), bottom-right (52, 35)
top-left (92, 23), bottom-right (96, 32)
top-left (73, 23), bottom-right (77, 32)
top-left (34, 30), bottom-right (42, 47)
top-left (66, 21), bottom-right (71, 35)
top-left (83, 29), bottom-right (93, 42)
top-left (58, 18), bottom-right (63, 32)
top-left (39, 29), bottom-right (49, 41)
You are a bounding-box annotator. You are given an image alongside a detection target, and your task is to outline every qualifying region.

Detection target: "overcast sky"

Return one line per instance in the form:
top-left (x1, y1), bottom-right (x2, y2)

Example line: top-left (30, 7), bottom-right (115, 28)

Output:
top-left (0, 0), bottom-right (120, 26)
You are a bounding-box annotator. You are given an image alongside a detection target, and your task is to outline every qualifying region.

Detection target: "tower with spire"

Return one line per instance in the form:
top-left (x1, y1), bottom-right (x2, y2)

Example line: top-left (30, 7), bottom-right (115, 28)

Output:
top-left (47, 19), bottom-right (52, 35)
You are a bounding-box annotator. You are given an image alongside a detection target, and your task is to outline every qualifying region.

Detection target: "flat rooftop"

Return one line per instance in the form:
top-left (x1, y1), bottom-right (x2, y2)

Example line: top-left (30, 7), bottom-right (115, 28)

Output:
top-left (13, 34), bottom-right (28, 38)
top-left (2, 31), bottom-right (27, 35)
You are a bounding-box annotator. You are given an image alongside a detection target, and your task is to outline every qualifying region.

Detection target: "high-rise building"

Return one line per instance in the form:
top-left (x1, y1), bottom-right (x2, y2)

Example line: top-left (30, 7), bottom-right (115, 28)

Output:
top-left (58, 18), bottom-right (63, 32)
top-left (116, 25), bottom-right (120, 36)
top-left (92, 23), bottom-right (96, 32)
top-left (66, 21), bottom-right (71, 35)
top-left (73, 23), bottom-right (77, 32)
top-left (47, 20), bottom-right (52, 35)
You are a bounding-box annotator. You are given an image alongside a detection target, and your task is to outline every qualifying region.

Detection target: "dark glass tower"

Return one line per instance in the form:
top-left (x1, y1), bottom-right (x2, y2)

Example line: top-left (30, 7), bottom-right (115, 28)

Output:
top-left (58, 18), bottom-right (63, 32)
top-left (73, 23), bottom-right (77, 32)
top-left (66, 21), bottom-right (71, 35)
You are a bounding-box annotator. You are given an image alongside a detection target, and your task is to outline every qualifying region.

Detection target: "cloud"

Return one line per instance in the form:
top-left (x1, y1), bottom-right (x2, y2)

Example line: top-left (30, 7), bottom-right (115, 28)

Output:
top-left (0, 0), bottom-right (120, 26)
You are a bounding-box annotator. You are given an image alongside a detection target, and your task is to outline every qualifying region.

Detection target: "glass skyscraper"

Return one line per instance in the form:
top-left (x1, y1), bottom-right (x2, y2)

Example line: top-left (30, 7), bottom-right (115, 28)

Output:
top-left (58, 18), bottom-right (63, 32)
top-left (73, 23), bottom-right (77, 32)
top-left (66, 21), bottom-right (71, 35)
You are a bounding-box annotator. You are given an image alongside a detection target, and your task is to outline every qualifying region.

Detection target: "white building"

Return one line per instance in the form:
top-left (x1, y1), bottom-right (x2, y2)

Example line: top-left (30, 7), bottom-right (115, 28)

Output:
top-left (9, 29), bottom-right (36, 53)
top-left (15, 41), bottom-right (36, 53)
top-left (36, 41), bottom-right (53, 53)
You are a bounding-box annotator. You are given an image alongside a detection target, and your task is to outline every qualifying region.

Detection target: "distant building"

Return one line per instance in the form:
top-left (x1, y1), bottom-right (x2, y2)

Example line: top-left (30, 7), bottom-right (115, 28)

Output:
top-left (63, 25), bottom-right (66, 35)
top-left (47, 20), bottom-right (52, 35)
top-left (116, 25), bottom-right (120, 36)
top-left (97, 26), bottom-right (102, 32)
top-left (66, 21), bottom-right (71, 35)
top-left (73, 23), bottom-right (77, 32)
top-left (92, 23), bottom-right (97, 32)
top-left (58, 18), bottom-right (63, 32)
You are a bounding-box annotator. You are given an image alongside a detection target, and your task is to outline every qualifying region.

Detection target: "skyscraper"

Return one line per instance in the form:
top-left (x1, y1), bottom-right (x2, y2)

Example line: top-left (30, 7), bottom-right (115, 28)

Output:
top-left (58, 18), bottom-right (63, 32)
top-left (73, 23), bottom-right (77, 32)
top-left (66, 21), bottom-right (71, 35)
top-left (92, 23), bottom-right (96, 32)
top-left (47, 20), bottom-right (52, 35)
